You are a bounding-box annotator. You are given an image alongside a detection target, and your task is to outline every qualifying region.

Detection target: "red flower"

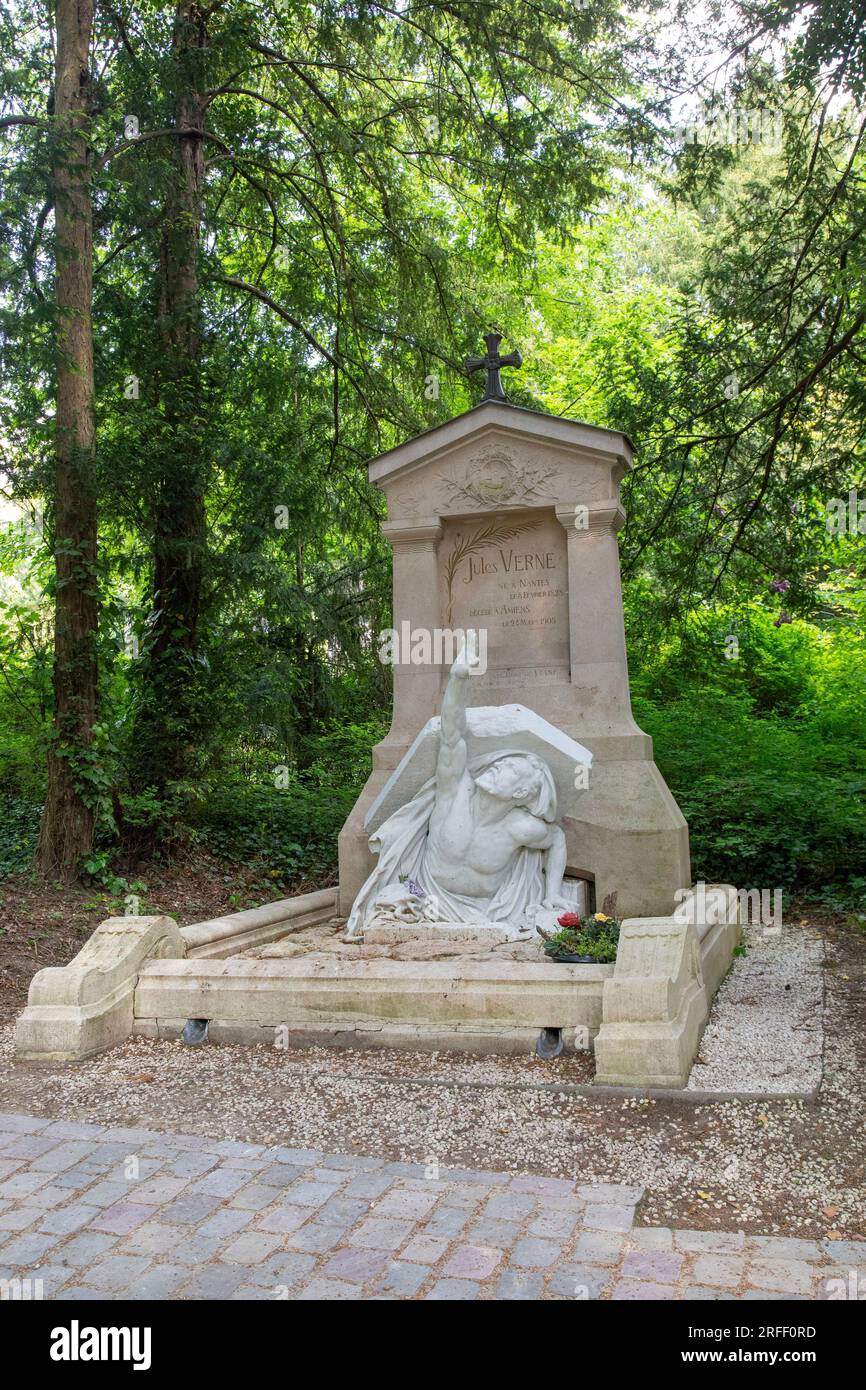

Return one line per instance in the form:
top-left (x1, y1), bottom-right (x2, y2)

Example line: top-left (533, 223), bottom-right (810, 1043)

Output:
top-left (557, 912), bottom-right (581, 928)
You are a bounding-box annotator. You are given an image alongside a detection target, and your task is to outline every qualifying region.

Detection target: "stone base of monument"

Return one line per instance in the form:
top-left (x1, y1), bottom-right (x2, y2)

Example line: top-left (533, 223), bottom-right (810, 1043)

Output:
top-left (364, 922), bottom-right (514, 945)
top-left (15, 884), bottom-right (740, 1086)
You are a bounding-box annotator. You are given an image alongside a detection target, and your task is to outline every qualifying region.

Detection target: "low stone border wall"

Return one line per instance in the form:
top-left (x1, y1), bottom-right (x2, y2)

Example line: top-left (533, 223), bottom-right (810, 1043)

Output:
top-left (594, 884), bottom-right (740, 1088)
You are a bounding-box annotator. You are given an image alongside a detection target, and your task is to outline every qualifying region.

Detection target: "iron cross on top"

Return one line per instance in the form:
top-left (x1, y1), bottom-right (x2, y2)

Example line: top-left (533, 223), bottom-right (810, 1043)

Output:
top-left (465, 332), bottom-right (523, 401)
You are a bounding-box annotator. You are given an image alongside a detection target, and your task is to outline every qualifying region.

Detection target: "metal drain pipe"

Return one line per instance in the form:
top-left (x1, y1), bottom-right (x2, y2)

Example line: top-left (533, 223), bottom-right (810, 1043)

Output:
top-left (535, 1027), bottom-right (564, 1059)
top-left (181, 1018), bottom-right (210, 1046)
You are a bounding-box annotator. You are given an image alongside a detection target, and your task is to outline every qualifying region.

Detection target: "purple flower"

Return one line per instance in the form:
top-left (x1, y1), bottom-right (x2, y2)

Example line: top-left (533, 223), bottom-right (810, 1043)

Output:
top-left (773, 612), bottom-right (792, 627)
top-left (769, 578), bottom-right (790, 594)
top-left (407, 879), bottom-right (425, 897)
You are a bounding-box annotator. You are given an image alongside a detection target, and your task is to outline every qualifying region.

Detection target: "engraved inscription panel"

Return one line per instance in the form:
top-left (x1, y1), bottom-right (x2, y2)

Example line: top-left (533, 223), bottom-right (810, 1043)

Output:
top-left (439, 508), bottom-right (569, 678)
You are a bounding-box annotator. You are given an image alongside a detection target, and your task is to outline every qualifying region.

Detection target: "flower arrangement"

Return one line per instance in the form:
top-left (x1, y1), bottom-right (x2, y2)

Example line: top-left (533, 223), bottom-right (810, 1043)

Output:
top-left (537, 909), bottom-right (621, 963)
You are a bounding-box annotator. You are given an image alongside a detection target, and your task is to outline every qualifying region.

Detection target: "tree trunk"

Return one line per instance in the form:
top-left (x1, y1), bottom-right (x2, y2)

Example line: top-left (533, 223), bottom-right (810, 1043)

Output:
top-left (131, 1), bottom-right (208, 803)
top-left (34, 0), bottom-right (98, 879)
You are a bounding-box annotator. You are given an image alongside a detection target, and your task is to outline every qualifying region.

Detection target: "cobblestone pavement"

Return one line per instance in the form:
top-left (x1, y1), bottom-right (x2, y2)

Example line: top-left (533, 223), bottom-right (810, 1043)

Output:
top-left (0, 1112), bottom-right (862, 1301)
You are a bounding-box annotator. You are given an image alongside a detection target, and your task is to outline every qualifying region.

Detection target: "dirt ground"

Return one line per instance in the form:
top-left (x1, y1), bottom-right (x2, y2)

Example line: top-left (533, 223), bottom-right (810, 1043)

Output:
top-left (0, 850), bottom-right (319, 1024)
top-left (0, 874), bottom-right (863, 1245)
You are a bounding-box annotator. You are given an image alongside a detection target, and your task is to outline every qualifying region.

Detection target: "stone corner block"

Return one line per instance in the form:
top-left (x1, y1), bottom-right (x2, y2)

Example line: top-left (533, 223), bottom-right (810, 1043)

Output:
top-left (15, 915), bottom-right (185, 1062)
top-left (593, 915), bottom-right (708, 1088)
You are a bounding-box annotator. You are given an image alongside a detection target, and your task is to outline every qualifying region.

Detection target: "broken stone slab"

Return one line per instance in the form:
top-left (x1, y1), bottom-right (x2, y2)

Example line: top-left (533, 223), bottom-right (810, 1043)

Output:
top-left (15, 915), bottom-right (185, 1062)
top-left (364, 922), bottom-right (511, 945)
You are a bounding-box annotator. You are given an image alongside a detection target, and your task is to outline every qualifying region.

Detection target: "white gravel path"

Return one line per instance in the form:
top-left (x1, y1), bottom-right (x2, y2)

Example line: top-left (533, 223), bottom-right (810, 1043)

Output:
top-left (688, 925), bottom-right (824, 1095)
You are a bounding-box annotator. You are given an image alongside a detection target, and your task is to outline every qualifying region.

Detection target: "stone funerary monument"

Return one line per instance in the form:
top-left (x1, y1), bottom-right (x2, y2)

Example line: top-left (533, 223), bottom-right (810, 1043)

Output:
top-left (339, 337), bottom-right (690, 923)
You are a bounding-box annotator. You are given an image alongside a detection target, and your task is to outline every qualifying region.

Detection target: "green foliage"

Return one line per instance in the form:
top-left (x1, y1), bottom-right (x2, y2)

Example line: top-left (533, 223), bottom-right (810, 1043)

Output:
top-left (195, 778), bottom-right (356, 887)
top-left (539, 914), bottom-right (622, 963)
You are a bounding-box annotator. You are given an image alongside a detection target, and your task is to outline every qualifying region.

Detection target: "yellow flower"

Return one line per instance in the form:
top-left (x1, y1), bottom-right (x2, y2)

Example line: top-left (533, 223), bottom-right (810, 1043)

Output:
top-left (594, 912), bottom-right (609, 922)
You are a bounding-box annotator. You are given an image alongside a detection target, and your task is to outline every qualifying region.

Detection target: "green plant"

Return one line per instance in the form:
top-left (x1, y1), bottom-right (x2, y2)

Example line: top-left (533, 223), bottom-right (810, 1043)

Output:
top-left (538, 912), bottom-right (621, 963)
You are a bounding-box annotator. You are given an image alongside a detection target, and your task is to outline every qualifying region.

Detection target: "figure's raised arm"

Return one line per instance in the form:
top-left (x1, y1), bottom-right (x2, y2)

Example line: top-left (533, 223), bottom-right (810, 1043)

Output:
top-left (436, 631), bottom-right (478, 792)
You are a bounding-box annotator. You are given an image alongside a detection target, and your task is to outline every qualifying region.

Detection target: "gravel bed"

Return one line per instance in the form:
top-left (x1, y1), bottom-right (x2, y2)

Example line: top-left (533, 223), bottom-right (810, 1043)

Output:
top-left (688, 925), bottom-right (824, 1095)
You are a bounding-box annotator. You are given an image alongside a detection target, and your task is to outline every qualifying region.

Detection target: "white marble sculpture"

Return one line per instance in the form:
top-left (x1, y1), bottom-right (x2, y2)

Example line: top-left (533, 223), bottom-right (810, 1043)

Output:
top-left (346, 634), bottom-right (576, 939)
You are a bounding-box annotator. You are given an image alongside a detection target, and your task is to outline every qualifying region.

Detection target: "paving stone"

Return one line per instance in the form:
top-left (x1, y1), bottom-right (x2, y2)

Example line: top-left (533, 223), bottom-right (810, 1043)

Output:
top-left (483, 1192), bottom-right (536, 1222)
top-left (442, 1243), bottom-right (502, 1279)
top-left (180, 1262), bottom-right (248, 1299)
top-left (80, 1254), bottom-right (153, 1290)
top-left (0, 1172), bottom-right (51, 1199)
top-left (158, 1194), bottom-right (223, 1225)
top-left (377, 1261), bottom-right (429, 1296)
top-left (282, 1180), bottom-right (342, 1208)
top-left (317, 1196), bottom-right (373, 1227)
top-left (510, 1237), bottom-right (562, 1269)
top-left (127, 1176), bottom-right (190, 1205)
top-left (528, 1208), bottom-right (581, 1241)
top-left (51, 1170), bottom-right (95, 1191)
top-left (31, 1142), bottom-right (95, 1173)
top-left (38, 1205), bottom-right (101, 1237)
top-left (821, 1239), bottom-right (866, 1264)
top-left (68, 1180), bottom-right (128, 1209)
top-left (578, 1183), bottom-right (643, 1204)
top-left (55, 1232), bottom-right (119, 1267)
top-left (1, 1135), bottom-right (61, 1160)
top-left (286, 1222), bottom-right (345, 1254)
top-left (321, 1247), bottom-right (389, 1284)
top-left (372, 1188), bottom-right (438, 1219)
top-left (0, 1161), bottom-right (23, 1180)
top-left (248, 1251), bottom-right (317, 1289)
top-left (270, 1147), bottom-right (325, 1166)
top-left (400, 1233), bottom-right (450, 1265)
top-left (229, 1183), bottom-right (284, 1211)
top-left (691, 1254), bottom-right (746, 1289)
top-left (343, 1172), bottom-right (393, 1200)
top-left (222, 1231), bottom-right (284, 1265)
top-left (424, 1206), bottom-right (471, 1239)
top-left (439, 1167), bottom-right (502, 1186)
top-left (196, 1208), bottom-right (255, 1239)
top-left (435, 1185), bottom-right (486, 1212)
top-left (232, 1283), bottom-right (275, 1300)
top-left (88, 1202), bottom-right (158, 1235)
top-left (425, 1278), bottom-right (481, 1300)
top-left (0, 1114), bottom-right (49, 1133)
top-left (125, 1264), bottom-right (189, 1299)
top-left (572, 1230), bottom-right (626, 1265)
top-left (621, 1250), bottom-right (685, 1283)
top-left (748, 1235), bottom-right (823, 1262)
top-left (0, 1232), bottom-right (60, 1264)
top-left (256, 1205), bottom-right (310, 1236)
top-left (548, 1263), bottom-right (614, 1300)
top-left (582, 1203), bottom-right (635, 1233)
top-left (53, 1285), bottom-right (106, 1300)
top-left (466, 1217), bottom-right (522, 1249)
top-left (496, 1269), bottom-right (545, 1300)
top-left (383, 1161), bottom-right (426, 1178)
top-left (747, 1258), bottom-right (815, 1295)
top-left (349, 1217), bottom-right (414, 1252)
top-left (673, 1229), bottom-right (745, 1253)
top-left (510, 1175), bottom-right (575, 1198)
top-left (167, 1152), bottom-right (220, 1179)
top-left (201, 1140), bottom-right (266, 1159)
top-left (0, 1208), bottom-right (38, 1232)
top-left (189, 1168), bottom-right (252, 1199)
top-left (115, 1222), bottom-right (183, 1257)
top-left (99, 1127), bottom-right (167, 1145)
top-left (42, 1121), bottom-right (104, 1140)
top-left (20, 1185), bottom-right (75, 1212)
top-left (611, 1278), bottom-right (677, 1300)
top-left (319, 1153), bottom-right (384, 1172)
top-left (629, 1226), bottom-right (674, 1251)
top-left (297, 1278), bottom-right (361, 1300)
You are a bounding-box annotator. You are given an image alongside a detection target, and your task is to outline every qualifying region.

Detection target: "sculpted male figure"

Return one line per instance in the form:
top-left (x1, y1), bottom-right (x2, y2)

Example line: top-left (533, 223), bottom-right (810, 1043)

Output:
top-left (346, 632), bottom-right (573, 938)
